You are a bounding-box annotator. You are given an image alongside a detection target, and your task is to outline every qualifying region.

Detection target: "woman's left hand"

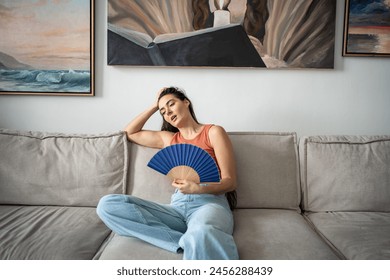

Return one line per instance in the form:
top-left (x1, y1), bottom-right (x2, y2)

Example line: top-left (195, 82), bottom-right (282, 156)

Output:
top-left (172, 179), bottom-right (202, 194)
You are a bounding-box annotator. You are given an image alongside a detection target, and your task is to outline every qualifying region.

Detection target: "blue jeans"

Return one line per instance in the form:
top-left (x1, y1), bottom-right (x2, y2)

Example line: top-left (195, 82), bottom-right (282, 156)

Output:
top-left (96, 190), bottom-right (239, 260)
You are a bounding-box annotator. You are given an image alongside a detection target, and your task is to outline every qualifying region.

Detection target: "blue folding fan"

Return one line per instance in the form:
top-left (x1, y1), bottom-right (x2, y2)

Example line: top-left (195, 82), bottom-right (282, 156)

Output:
top-left (147, 144), bottom-right (220, 183)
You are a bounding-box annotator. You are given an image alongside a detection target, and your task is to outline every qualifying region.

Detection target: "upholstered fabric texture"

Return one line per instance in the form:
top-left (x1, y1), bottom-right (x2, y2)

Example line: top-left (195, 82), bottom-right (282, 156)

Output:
top-left (0, 205), bottom-right (111, 260)
top-left (127, 132), bottom-right (301, 210)
top-left (98, 234), bottom-right (182, 260)
top-left (229, 133), bottom-right (300, 210)
top-left (306, 212), bottom-right (390, 260)
top-left (0, 130), bottom-right (128, 207)
top-left (2, 129), bottom-right (389, 260)
top-left (300, 135), bottom-right (390, 212)
top-left (99, 209), bottom-right (341, 260)
top-left (233, 209), bottom-right (340, 260)
top-left (127, 144), bottom-right (174, 203)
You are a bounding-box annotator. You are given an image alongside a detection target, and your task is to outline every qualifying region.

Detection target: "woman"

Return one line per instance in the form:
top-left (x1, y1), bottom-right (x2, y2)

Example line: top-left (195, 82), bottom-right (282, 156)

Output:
top-left (97, 87), bottom-right (238, 260)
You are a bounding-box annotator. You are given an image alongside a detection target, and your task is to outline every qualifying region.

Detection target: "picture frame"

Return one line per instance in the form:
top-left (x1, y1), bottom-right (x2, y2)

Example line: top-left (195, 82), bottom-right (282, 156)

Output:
top-left (107, 0), bottom-right (337, 69)
top-left (343, 0), bottom-right (390, 57)
top-left (0, 0), bottom-right (95, 96)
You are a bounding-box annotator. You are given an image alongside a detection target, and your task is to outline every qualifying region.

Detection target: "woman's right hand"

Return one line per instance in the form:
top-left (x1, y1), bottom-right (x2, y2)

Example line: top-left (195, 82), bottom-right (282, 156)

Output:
top-left (155, 87), bottom-right (166, 109)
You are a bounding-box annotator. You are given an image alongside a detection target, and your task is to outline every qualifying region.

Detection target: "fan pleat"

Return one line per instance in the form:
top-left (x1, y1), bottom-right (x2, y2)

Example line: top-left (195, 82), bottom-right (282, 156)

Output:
top-left (147, 144), bottom-right (220, 183)
top-left (159, 149), bottom-right (174, 173)
top-left (147, 153), bottom-right (169, 174)
top-left (184, 144), bottom-right (191, 165)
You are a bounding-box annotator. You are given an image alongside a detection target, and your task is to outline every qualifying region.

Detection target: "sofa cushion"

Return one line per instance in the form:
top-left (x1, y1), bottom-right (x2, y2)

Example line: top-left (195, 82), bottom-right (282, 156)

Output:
top-left (126, 144), bottom-right (174, 203)
top-left (98, 234), bottom-right (182, 260)
top-left (300, 135), bottom-right (390, 212)
top-left (233, 209), bottom-right (340, 259)
top-left (306, 212), bottom-right (390, 259)
top-left (0, 205), bottom-right (111, 259)
top-left (229, 133), bottom-right (300, 210)
top-left (99, 210), bottom-right (341, 260)
top-left (127, 133), bottom-right (301, 210)
top-left (0, 129), bottom-right (128, 207)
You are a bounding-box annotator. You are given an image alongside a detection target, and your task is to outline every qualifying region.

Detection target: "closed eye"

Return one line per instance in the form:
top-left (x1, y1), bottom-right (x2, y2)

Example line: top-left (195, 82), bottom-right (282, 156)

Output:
top-left (160, 99), bottom-right (175, 116)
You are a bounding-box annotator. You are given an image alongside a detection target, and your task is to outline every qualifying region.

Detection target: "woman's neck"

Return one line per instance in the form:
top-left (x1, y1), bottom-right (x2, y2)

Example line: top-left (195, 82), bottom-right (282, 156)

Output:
top-left (177, 120), bottom-right (204, 140)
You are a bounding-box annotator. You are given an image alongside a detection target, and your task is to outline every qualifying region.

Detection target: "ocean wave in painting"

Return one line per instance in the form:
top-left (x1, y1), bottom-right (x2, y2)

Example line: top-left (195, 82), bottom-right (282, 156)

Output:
top-left (0, 69), bottom-right (90, 93)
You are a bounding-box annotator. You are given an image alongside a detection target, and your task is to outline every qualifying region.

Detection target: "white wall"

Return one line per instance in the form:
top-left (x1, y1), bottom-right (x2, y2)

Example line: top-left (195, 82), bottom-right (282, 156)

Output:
top-left (1, 0), bottom-right (389, 137)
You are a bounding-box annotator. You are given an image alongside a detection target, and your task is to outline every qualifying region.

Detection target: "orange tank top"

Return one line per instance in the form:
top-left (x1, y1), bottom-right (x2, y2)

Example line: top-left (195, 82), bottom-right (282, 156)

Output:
top-left (170, 124), bottom-right (219, 170)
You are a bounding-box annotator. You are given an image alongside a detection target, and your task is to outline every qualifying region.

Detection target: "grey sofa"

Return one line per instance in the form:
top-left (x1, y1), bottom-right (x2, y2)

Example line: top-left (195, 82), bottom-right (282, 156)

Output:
top-left (0, 129), bottom-right (389, 260)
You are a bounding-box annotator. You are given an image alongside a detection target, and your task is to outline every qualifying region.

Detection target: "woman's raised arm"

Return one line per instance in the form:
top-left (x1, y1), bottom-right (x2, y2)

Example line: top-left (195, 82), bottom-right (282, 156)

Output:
top-left (124, 91), bottom-right (173, 149)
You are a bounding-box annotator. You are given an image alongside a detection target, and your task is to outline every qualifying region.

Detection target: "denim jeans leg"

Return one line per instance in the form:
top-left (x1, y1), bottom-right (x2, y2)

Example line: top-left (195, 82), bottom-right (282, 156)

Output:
top-left (96, 194), bottom-right (186, 253)
top-left (178, 195), bottom-right (239, 260)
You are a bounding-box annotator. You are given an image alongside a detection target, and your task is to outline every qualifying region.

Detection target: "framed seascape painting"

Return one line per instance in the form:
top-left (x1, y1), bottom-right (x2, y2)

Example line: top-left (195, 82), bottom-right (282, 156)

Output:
top-left (343, 0), bottom-right (390, 57)
top-left (107, 0), bottom-right (337, 69)
top-left (0, 0), bottom-right (95, 96)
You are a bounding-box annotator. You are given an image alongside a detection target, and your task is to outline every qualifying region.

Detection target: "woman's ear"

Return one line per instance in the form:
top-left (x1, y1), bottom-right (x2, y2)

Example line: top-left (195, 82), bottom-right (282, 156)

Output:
top-left (184, 99), bottom-right (190, 107)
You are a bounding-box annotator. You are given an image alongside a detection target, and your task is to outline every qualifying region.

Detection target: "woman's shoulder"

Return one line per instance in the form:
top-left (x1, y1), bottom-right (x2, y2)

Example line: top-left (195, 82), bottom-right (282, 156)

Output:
top-left (208, 124), bottom-right (227, 133)
top-left (208, 124), bottom-right (228, 140)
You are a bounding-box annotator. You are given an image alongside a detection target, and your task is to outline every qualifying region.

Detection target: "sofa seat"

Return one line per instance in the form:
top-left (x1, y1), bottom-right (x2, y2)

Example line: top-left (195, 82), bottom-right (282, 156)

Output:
top-left (98, 234), bottom-right (182, 260)
top-left (96, 209), bottom-right (342, 260)
top-left (0, 205), bottom-right (111, 260)
top-left (233, 209), bottom-right (340, 259)
top-left (306, 212), bottom-right (390, 260)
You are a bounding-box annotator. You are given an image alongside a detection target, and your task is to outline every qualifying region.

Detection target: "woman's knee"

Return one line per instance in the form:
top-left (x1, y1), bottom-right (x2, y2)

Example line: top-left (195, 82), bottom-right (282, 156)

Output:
top-left (189, 205), bottom-right (234, 233)
top-left (96, 194), bottom-right (124, 218)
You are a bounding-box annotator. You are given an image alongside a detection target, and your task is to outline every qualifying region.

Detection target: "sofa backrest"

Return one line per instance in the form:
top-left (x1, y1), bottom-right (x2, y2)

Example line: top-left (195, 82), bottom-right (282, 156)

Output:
top-left (127, 132), bottom-right (301, 211)
top-left (299, 135), bottom-right (390, 212)
top-left (0, 129), bottom-right (128, 207)
top-left (126, 143), bottom-right (173, 203)
top-left (229, 132), bottom-right (300, 210)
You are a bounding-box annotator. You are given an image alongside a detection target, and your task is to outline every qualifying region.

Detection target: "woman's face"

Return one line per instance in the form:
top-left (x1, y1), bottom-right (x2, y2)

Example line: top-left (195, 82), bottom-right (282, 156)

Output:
top-left (158, 94), bottom-right (190, 127)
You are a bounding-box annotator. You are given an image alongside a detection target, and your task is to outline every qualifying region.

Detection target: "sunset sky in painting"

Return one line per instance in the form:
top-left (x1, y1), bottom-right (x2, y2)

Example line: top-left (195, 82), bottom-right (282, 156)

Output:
top-left (0, 0), bottom-right (90, 70)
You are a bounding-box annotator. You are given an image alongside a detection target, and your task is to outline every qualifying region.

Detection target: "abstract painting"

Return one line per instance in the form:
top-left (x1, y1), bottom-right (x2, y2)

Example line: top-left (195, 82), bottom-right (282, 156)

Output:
top-left (107, 0), bottom-right (337, 69)
top-left (0, 0), bottom-right (94, 96)
top-left (343, 0), bottom-right (390, 57)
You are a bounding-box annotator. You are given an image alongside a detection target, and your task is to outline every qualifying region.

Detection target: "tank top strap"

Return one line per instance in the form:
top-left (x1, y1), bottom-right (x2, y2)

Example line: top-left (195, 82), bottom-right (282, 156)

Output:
top-left (200, 124), bottom-right (214, 147)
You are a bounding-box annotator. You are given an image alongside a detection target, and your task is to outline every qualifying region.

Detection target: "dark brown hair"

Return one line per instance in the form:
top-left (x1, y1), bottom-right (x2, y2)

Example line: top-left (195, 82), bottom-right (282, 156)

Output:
top-left (158, 87), bottom-right (237, 210)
